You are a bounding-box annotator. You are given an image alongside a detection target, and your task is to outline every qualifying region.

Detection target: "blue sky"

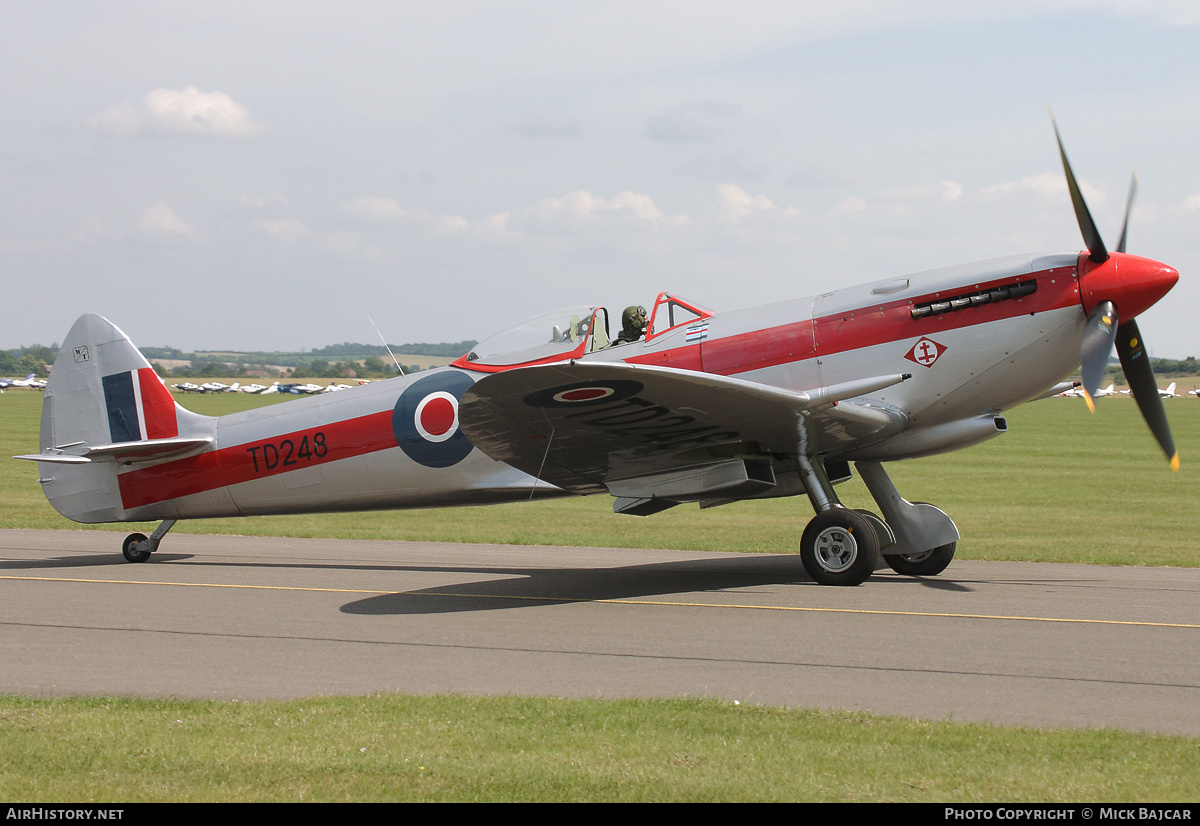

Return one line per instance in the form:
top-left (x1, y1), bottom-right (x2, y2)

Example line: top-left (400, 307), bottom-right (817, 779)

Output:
top-left (3, 2), bottom-right (1198, 358)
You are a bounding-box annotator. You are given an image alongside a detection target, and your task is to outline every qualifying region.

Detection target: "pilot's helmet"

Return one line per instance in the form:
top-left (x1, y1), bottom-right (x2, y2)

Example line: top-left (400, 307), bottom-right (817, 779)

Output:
top-left (622, 305), bottom-right (647, 335)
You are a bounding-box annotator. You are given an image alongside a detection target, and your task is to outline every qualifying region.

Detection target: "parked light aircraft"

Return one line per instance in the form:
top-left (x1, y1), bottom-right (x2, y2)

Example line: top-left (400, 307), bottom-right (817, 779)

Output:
top-left (274, 382), bottom-right (324, 395)
top-left (14, 124), bottom-right (1182, 585)
top-left (1061, 382), bottom-right (1115, 399)
top-left (1, 373), bottom-right (44, 389)
top-left (1122, 381), bottom-right (1178, 398)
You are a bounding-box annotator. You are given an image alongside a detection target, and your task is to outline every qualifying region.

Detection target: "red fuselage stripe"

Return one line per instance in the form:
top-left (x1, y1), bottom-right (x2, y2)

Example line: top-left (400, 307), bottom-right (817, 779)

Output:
top-left (627, 267), bottom-right (1080, 374)
top-left (117, 410), bottom-right (395, 510)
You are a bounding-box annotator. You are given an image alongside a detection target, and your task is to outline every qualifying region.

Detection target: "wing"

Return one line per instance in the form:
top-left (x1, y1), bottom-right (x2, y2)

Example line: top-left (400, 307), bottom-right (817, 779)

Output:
top-left (458, 361), bottom-right (909, 502)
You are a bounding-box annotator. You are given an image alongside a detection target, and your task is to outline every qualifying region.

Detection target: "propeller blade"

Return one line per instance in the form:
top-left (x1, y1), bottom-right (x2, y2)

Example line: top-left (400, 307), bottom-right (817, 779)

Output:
top-left (1116, 319), bottom-right (1179, 470)
top-left (1080, 300), bottom-right (1118, 412)
top-left (1115, 172), bottom-right (1138, 254)
top-left (1052, 115), bottom-right (1108, 263)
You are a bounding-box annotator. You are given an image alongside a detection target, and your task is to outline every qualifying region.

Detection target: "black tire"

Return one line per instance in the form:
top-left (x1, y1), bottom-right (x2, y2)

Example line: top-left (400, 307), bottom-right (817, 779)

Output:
top-left (122, 533), bottom-right (151, 563)
top-left (800, 509), bottom-right (879, 586)
top-left (883, 542), bottom-right (956, 577)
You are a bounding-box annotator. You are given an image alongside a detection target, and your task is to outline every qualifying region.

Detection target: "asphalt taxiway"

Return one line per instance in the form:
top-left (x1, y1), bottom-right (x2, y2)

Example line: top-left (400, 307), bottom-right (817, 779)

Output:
top-left (2, 528), bottom-right (1198, 736)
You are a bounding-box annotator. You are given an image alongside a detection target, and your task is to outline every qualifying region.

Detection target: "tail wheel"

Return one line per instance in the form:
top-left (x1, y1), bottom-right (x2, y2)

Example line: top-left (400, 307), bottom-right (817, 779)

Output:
top-left (122, 533), bottom-right (151, 563)
top-left (800, 509), bottom-right (879, 586)
top-left (884, 542), bottom-right (956, 577)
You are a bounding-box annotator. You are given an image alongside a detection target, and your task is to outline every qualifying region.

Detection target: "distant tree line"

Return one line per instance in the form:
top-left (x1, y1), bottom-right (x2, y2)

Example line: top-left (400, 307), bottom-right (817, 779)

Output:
top-left (140, 340), bottom-right (476, 372)
top-left (1, 342), bottom-right (472, 381)
top-left (1104, 355), bottom-right (1199, 385)
top-left (0, 345), bottom-right (56, 378)
top-left (289, 357), bottom-right (425, 379)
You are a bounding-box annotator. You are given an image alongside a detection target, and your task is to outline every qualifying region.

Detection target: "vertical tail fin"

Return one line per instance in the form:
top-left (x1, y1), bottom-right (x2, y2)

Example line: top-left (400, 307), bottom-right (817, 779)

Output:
top-left (17, 314), bottom-right (213, 523)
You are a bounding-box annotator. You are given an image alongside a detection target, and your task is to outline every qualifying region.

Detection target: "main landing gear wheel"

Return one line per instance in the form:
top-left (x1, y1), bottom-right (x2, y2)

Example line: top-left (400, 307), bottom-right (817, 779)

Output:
top-left (884, 542), bottom-right (956, 577)
top-left (800, 509), bottom-right (879, 586)
top-left (122, 533), bottom-right (151, 563)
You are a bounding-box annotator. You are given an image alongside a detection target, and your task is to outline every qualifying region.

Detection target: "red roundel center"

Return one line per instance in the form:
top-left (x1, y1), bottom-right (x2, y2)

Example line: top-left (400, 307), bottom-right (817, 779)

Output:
top-left (419, 396), bottom-right (457, 436)
top-left (554, 387), bottom-right (613, 403)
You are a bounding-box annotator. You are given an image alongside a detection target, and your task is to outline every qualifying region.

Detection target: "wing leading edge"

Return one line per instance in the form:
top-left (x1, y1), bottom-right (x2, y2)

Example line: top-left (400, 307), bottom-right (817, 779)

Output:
top-left (458, 361), bottom-right (909, 505)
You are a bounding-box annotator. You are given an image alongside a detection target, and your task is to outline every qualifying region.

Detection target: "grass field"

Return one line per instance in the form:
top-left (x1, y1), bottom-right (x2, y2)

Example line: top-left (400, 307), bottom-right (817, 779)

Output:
top-left (2, 386), bottom-right (1198, 802)
top-left (3, 695), bottom-right (1198, 803)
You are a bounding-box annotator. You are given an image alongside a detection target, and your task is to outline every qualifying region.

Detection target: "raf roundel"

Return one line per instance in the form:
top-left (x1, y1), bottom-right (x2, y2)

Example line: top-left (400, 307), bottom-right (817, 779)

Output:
top-left (392, 371), bottom-right (476, 467)
top-left (553, 386), bottom-right (614, 404)
top-left (524, 379), bottom-right (643, 409)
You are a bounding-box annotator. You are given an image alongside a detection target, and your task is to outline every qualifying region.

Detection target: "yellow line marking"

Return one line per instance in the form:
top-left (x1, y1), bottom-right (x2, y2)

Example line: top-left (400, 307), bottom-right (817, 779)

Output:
top-left (0, 574), bottom-right (385, 596)
top-left (4, 574), bottom-right (1198, 629)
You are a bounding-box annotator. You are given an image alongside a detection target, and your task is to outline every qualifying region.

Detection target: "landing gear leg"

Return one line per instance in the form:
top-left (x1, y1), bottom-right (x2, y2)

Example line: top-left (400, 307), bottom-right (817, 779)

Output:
top-left (855, 461), bottom-right (959, 577)
top-left (121, 519), bottom-right (177, 563)
top-left (796, 455), bottom-right (878, 586)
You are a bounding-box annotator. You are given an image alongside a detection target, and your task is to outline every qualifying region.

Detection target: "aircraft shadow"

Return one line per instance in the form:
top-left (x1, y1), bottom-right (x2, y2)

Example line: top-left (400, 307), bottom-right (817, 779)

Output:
top-left (339, 555), bottom-right (970, 615)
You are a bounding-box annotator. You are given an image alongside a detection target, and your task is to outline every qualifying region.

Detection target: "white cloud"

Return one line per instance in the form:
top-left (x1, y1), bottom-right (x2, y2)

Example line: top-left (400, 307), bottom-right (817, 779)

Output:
top-left (510, 189), bottom-right (672, 234)
top-left (342, 196), bottom-right (469, 236)
top-left (1021, 172), bottom-right (1069, 198)
top-left (343, 196), bottom-right (409, 222)
top-left (138, 202), bottom-right (198, 237)
top-left (434, 215), bottom-right (470, 236)
top-left (88, 87), bottom-right (263, 137)
top-left (254, 218), bottom-right (307, 244)
top-left (716, 183), bottom-right (777, 220)
top-left (941, 180), bottom-right (963, 202)
top-left (832, 196), bottom-right (867, 214)
top-left (1183, 194), bottom-right (1200, 211)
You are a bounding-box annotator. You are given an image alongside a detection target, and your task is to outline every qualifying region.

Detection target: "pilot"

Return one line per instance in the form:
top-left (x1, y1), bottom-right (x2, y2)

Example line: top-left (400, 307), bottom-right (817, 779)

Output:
top-left (615, 305), bottom-right (648, 345)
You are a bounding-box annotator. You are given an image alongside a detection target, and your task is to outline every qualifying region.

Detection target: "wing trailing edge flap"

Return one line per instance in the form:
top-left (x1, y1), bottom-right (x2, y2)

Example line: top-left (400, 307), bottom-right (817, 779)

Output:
top-left (459, 361), bottom-right (910, 500)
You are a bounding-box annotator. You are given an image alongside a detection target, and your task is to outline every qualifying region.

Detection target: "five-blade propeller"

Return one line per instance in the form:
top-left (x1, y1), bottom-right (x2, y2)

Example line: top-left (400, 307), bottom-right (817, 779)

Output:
top-left (1053, 116), bottom-right (1179, 470)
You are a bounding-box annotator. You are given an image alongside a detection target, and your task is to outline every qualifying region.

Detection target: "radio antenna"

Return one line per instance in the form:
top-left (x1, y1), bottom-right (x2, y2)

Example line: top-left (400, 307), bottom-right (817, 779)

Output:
top-left (368, 315), bottom-right (404, 376)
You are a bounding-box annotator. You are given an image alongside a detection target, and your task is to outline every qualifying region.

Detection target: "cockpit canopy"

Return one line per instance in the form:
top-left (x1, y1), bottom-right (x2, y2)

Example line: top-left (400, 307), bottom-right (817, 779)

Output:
top-left (457, 305), bottom-right (608, 370)
top-left (454, 292), bottom-right (711, 372)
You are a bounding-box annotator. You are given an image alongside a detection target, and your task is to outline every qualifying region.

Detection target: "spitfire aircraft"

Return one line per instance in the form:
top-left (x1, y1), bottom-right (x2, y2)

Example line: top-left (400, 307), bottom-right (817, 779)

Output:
top-left (15, 124), bottom-right (1181, 586)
